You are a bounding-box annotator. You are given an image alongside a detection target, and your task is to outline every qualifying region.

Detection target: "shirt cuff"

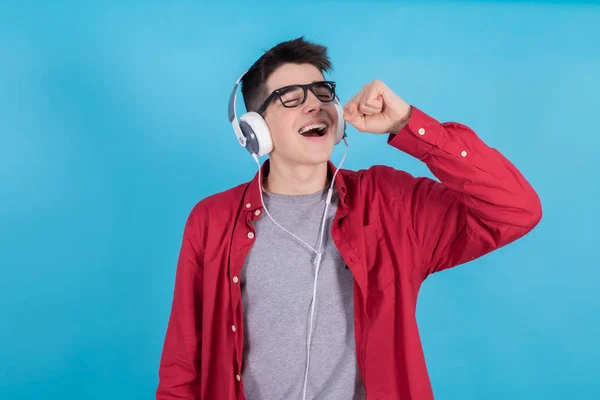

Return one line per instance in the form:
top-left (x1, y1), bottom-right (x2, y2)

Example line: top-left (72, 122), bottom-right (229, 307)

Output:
top-left (387, 106), bottom-right (442, 160)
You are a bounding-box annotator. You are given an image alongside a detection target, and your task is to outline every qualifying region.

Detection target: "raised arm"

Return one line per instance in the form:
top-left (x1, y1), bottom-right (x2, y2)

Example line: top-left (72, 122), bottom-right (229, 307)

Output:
top-left (344, 80), bottom-right (542, 279)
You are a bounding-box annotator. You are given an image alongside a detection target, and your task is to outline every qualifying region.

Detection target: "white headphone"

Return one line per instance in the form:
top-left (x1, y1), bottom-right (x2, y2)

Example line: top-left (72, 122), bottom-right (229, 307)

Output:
top-left (228, 69), bottom-right (349, 400)
top-left (228, 69), bottom-right (347, 157)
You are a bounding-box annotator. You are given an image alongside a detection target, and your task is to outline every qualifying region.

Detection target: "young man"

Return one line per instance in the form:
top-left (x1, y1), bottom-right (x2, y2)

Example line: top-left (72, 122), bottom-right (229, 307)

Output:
top-left (156, 37), bottom-right (542, 400)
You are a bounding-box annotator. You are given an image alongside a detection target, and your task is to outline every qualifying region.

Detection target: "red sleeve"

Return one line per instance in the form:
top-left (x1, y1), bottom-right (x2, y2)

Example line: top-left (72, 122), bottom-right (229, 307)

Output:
top-left (156, 211), bottom-right (203, 399)
top-left (387, 106), bottom-right (542, 279)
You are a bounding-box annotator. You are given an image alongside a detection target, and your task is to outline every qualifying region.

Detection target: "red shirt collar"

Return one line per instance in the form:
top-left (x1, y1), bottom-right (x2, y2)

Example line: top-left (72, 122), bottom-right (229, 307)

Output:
top-left (242, 159), bottom-right (349, 212)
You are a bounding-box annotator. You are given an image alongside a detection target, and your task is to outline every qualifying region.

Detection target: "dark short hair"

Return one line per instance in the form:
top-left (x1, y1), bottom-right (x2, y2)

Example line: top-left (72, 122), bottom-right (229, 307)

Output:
top-left (240, 36), bottom-right (333, 113)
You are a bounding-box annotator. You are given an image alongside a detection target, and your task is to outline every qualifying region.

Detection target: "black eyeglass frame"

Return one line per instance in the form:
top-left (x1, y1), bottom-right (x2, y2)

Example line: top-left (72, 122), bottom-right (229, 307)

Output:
top-left (255, 81), bottom-right (337, 115)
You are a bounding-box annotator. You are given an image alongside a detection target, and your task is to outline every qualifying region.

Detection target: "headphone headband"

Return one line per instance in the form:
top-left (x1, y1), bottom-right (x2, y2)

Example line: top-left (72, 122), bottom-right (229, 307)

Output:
top-left (228, 70), bottom-right (248, 147)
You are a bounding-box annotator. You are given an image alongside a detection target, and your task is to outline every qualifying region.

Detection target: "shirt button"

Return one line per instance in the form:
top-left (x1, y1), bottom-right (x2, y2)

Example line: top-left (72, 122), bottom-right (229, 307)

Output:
top-left (247, 232), bottom-right (254, 239)
top-left (236, 374), bottom-right (241, 382)
top-left (233, 276), bottom-right (239, 283)
top-left (232, 325), bottom-right (236, 332)
top-left (245, 203), bottom-right (251, 208)
top-left (254, 209), bottom-right (261, 216)
top-left (418, 128), bottom-right (425, 135)
top-left (461, 150), bottom-right (467, 157)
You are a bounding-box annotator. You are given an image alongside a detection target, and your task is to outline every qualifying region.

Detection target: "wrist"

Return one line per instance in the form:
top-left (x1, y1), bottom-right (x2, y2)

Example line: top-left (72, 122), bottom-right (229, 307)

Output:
top-left (389, 105), bottom-right (413, 134)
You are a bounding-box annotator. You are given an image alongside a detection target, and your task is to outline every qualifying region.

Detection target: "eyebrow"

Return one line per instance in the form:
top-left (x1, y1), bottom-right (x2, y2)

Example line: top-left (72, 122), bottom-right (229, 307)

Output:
top-left (274, 80), bottom-right (324, 88)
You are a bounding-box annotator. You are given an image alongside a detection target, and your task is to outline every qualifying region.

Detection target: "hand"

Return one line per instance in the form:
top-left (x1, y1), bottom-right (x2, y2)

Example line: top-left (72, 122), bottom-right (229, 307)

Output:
top-left (343, 80), bottom-right (412, 134)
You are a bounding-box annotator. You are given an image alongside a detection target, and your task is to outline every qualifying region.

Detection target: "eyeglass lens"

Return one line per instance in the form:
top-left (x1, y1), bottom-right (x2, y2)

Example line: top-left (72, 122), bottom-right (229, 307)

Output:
top-left (279, 82), bottom-right (335, 107)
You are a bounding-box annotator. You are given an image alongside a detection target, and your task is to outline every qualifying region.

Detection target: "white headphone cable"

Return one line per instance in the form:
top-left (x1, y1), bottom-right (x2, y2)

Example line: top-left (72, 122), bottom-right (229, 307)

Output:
top-left (251, 137), bottom-right (349, 400)
top-left (300, 137), bottom-right (348, 400)
top-left (250, 137), bottom-right (348, 264)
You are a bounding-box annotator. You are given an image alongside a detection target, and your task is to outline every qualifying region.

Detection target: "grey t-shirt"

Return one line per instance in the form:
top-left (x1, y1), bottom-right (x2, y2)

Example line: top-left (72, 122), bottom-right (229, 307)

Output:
top-left (240, 185), bottom-right (366, 400)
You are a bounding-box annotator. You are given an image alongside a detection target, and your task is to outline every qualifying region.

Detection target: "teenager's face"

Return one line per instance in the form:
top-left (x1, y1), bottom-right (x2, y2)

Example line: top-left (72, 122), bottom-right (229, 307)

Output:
top-left (260, 63), bottom-right (339, 168)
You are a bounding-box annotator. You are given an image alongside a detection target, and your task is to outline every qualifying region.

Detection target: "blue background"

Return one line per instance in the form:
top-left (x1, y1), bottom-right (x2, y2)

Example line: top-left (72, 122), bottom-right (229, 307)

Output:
top-left (1, 1), bottom-right (598, 399)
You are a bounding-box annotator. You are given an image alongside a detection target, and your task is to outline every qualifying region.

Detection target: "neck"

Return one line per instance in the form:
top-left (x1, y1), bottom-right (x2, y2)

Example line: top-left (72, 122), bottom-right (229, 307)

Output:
top-left (264, 159), bottom-right (330, 195)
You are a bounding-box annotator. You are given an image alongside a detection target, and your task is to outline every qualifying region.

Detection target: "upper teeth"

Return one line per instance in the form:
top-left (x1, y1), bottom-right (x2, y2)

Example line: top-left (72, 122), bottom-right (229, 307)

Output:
top-left (299, 123), bottom-right (327, 134)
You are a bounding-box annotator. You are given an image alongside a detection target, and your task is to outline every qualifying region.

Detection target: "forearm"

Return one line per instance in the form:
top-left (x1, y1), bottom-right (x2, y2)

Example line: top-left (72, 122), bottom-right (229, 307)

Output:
top-left (387, 106), bottom-right (542, 274)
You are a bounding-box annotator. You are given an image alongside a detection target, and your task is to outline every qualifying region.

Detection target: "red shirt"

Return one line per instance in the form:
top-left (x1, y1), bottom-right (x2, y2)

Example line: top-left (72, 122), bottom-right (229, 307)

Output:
top-left (156, 106), bottom-right (542, 399)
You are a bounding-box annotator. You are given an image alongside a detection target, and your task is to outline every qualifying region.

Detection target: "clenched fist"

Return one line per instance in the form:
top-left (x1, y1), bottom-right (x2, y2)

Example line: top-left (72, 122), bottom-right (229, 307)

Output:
top-left (343, 80), bottom-right (412, 135)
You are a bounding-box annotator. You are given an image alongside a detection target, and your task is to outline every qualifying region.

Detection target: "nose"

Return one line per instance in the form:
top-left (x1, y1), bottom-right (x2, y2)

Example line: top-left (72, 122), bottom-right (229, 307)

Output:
top-left (301, 89), bottom-right (323, 113)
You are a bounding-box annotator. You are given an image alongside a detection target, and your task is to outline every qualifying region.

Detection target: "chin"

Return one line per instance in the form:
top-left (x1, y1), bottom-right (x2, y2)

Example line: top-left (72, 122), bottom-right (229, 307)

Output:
top-left (276, 137), bottom-right (335, 166)
top-left (302, 149), bottom-right (333, 165)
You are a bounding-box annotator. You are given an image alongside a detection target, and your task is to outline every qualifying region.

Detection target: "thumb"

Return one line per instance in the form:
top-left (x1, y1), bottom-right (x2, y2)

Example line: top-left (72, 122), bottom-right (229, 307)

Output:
top-left (343, 102), bottom-right (358, 122)
top-left (343, 102), bottom-right (365, 131)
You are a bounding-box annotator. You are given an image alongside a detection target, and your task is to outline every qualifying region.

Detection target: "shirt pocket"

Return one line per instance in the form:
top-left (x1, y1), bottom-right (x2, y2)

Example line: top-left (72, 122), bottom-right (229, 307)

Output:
top-left (362, 220), bottom-right (394, 291)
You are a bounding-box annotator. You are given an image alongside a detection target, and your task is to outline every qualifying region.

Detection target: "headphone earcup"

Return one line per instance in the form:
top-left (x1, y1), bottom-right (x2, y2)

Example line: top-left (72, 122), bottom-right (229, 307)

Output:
top-left (239, 112), bottom-right (273, 157)
top-left (333, 101), bottom-right (346, 145)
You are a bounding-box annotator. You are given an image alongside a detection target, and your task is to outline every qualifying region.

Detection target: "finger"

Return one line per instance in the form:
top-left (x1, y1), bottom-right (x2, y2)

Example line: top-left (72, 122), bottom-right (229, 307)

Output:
top-left (347, 94), bottom-right (376, 116)
top-left (364, 95), bottom-right (383, 111)
top-left (343, 101), bottom-right (359, 120)
top-left (371, 80), bottom-right (397, 108)
top-left (344, 92), bottom-right (361, 112)
top-left (344, 84), bottom-right (381, 118)
top-left (360, 86), bottom-right (384, 114)
top-left (364, 82), bottom-right (385, 104)
top-left (343, 102), bottom-right (367, 131)
top-left (358, 103), bottom-right (381, 115)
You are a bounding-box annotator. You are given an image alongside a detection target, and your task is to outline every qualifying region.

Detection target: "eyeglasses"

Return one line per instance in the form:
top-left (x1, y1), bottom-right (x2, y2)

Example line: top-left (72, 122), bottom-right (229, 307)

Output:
top-left (256, 81), bottom-right (336, 115)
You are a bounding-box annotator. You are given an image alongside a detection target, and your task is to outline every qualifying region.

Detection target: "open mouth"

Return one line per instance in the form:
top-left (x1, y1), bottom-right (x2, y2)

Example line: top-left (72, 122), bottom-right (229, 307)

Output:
top-left (298, 123), bottom-right (328, 137)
